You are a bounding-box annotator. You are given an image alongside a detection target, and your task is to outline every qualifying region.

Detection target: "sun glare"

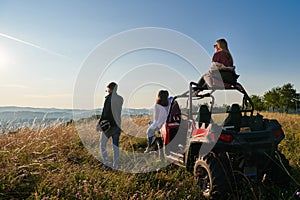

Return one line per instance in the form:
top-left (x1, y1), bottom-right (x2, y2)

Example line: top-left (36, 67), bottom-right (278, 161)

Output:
top-left (0, 48), bottom-right (11, 69)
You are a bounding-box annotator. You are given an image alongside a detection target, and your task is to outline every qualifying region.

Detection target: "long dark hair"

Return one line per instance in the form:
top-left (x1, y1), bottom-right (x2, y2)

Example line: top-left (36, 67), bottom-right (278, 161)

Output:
top-left (217, 38), bottom-right (233, 65)
top-left (156, 90), bottom-right (169, 107)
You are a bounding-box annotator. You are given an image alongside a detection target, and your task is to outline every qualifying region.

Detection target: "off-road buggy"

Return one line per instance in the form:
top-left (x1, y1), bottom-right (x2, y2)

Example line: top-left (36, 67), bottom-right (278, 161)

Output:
top-left (152, 81), bottom-right (291, 199)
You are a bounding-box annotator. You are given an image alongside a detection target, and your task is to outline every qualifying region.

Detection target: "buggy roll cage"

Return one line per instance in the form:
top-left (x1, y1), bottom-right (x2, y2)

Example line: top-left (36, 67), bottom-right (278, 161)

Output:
top-left (167, 81), bottom-right (254, 121)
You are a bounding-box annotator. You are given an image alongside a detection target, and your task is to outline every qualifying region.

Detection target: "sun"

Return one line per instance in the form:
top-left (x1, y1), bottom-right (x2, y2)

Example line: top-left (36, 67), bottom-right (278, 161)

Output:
top-left (0, 55), bottom-right (8, 66)
top-left (0, 48), bottom-right (11, 69)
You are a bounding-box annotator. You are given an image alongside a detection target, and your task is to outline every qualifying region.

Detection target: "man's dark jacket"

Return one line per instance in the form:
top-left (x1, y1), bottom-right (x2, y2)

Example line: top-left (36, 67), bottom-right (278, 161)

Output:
top-left (100, 93), bottom-right (123, 128)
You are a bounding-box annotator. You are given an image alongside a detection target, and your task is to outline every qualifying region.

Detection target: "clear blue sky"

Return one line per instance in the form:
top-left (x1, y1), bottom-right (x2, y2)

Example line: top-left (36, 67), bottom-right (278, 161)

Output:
top-left (0, 0), bottom-right (299, 109)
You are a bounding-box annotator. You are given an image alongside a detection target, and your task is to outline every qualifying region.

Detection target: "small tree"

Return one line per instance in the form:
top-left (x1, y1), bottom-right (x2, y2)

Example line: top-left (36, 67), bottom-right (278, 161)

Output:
top-left (263, 87), bottom-right (280, 112)
top-left (279, 83), bottom-right (297, 113)
top-left (296, 93), bottom-right (300, 112)
top-left (250, 95), bottom-right (265, 111)
top-left (263, 83), bottom-right (298, 113)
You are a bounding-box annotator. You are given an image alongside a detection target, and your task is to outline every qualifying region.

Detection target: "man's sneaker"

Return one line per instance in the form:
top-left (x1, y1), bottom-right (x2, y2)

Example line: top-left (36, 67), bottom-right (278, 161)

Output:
top-left (104, 165), bottom-right (112, 171)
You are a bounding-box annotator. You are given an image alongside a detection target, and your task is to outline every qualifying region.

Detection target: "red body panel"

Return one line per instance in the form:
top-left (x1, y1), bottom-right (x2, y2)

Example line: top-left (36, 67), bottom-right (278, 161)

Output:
top-left (161, 122), bottom-right (180, 145)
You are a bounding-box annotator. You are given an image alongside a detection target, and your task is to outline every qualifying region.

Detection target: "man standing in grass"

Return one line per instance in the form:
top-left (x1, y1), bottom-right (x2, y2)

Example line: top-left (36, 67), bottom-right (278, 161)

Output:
top-left (98, 82), bottom-right (123, 170)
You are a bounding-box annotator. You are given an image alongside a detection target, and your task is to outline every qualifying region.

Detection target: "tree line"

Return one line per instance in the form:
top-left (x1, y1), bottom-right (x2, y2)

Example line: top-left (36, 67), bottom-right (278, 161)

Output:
top-left (250, 83), bottom-right (300, 113)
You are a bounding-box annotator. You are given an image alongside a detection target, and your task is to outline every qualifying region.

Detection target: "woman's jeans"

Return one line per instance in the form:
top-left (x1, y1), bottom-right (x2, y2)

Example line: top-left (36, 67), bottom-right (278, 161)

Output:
top-left (146, 127), bottom-right (157, 145)
top-left (100, 126), bottom-right (121, 169)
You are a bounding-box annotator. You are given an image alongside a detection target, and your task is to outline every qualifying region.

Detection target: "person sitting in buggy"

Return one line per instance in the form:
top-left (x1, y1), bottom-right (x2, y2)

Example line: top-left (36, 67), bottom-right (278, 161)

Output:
top-left (161, 96), bottom-right (182, 146)
top-left (197, 38), bottom-right (239, 89)
top-left (167, 96), bottom-right (181, 123)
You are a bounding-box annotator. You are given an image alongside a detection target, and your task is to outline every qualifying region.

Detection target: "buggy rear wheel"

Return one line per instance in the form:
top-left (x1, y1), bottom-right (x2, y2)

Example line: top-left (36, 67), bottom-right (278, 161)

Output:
top-left (265, 151), bottom-right (291, 187)
top-left (194, 153), bottom-right (230, 199)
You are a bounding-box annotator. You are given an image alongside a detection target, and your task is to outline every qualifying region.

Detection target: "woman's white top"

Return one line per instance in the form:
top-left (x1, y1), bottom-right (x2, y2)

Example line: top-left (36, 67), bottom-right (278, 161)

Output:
top-left (149, 104), bottom-right (168, 130)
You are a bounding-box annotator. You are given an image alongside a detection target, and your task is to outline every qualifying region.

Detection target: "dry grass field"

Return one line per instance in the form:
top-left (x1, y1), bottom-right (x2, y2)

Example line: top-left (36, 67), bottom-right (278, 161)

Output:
top-left (0, 112), bottom-right (299, 199)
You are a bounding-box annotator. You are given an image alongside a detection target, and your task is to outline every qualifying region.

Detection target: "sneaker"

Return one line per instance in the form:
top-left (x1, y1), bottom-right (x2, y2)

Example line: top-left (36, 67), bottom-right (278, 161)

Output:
top-left (144, 146), bottom-right (153, 153)
top-left (104, 165), bottom-right (112, 171)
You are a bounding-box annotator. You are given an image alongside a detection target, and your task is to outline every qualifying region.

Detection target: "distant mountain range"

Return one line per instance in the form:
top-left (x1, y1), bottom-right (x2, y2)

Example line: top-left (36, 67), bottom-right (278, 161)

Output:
top-left (0, 106), bottom-right (151, 133)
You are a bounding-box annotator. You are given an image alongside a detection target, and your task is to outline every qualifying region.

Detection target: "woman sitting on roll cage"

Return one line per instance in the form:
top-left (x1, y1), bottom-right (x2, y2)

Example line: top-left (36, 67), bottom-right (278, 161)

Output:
top-left (197, 38), bottom-right (239, 90)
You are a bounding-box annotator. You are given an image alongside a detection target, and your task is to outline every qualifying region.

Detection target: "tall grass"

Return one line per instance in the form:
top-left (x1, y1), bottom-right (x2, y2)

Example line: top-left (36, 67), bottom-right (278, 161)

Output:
top-left (0, 113), bottom-right (299, 199)
top-left (260, 112), bottom-right (300, 186)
